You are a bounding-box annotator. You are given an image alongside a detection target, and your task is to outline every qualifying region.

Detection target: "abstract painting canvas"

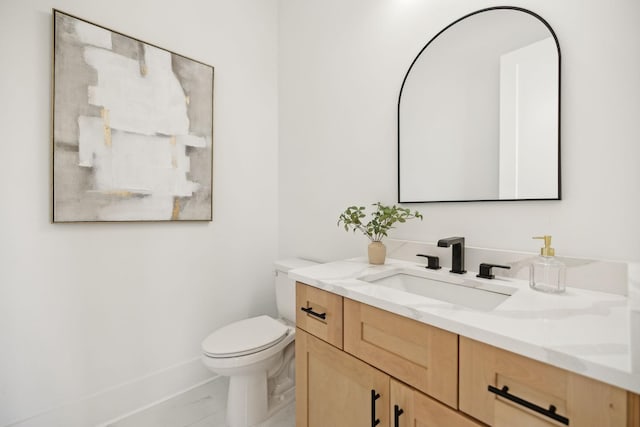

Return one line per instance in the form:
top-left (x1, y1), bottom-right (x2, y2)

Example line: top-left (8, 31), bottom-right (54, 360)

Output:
top-left (52, 10), bottom-right (214, 222)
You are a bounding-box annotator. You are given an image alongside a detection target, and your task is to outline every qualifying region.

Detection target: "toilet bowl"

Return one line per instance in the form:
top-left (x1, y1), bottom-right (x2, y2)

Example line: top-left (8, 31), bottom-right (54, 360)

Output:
top-left (201, 258), bottom-right (317, 427)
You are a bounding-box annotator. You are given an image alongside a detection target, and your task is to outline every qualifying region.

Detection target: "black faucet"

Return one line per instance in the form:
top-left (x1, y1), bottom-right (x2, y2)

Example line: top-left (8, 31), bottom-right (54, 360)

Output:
top-left (437, 237), bottom-right (466, 274)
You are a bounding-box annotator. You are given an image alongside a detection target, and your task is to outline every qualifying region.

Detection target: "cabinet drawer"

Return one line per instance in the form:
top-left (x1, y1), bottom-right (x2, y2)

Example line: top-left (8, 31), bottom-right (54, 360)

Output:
top-left (459, 337), bottom-right (628, 427)
top-left (343, 298), bottom-right (458, 408)
top-left (296, 282), bottom-right (343, 349)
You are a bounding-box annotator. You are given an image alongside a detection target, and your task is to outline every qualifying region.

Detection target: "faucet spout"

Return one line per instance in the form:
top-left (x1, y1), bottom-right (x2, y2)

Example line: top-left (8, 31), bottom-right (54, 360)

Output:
top-left (437, 237), bottom-right (466, 274)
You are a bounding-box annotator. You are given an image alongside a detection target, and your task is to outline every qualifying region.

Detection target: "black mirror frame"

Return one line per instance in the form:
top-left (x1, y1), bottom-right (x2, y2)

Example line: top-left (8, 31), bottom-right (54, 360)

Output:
top-left (397, 6), bottom-right (561, 204)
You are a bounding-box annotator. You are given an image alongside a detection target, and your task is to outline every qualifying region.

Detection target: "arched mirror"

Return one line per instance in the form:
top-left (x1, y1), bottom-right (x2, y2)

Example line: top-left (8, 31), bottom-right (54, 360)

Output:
top-left (398, 7), bottom-right (560, 203)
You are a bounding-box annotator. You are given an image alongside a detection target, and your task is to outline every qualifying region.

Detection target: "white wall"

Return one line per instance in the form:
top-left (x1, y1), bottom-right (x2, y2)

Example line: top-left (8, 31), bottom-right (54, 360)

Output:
top-left (278, 0), bottom-right (640, 263)
top-left (0, 0), bottom-right (278, 425)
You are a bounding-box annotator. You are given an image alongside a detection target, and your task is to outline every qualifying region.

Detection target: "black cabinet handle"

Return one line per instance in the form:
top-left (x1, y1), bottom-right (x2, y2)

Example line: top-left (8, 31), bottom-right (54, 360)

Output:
top-left (393, 404), bottom-right (404, 427)
top-left (488, 385), bottom-right (569, 425)
top-left (371, 389), bottom-right (381, 427)
top-left (300, 306), bottom-right (326, 320)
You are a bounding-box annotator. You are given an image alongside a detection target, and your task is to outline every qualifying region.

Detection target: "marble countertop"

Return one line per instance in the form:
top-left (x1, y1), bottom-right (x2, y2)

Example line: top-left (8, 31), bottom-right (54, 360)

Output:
top-left (289, 257), bottom-right (640, 394)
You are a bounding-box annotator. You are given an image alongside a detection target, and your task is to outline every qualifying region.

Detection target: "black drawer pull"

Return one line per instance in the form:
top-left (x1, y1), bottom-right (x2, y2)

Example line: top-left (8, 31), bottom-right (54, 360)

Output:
top-left (371, 389), bottom-right (381, 426)
top-left (300, 306), bottom-right (326, 320)
top-left (394, 404), bottom-right (404, 427)
top-left (488, 385), bottom-right (569, 425)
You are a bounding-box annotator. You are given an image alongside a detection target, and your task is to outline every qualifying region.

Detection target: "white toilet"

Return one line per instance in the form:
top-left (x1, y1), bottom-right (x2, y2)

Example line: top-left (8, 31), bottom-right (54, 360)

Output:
top-left (201, 258), bottom-right (317, 427)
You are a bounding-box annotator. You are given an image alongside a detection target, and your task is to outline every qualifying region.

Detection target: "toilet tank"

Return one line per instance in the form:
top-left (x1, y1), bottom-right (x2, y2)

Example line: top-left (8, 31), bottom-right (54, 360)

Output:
top-left (274, 258), bottom-right (318, 324)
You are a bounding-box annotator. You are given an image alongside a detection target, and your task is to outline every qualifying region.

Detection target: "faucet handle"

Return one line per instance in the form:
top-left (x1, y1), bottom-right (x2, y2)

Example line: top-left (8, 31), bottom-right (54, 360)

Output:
top-left (416, 254), bottom-right (441, 270)
top-left (476, 263), bottom-right (511, 279)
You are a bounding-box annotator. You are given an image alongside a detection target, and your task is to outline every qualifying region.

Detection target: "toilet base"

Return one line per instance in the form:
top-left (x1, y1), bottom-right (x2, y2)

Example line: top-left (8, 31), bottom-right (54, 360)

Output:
top-left (225, 368), bottom-right (296, 427)
top-left (219, 341), bottom-right (295, 427)
top-left (227, 373), bottom-right (268, 427)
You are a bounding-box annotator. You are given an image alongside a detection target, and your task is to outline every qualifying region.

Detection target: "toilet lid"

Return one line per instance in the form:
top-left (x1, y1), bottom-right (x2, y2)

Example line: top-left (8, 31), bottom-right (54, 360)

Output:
top-left (202, 315), bottom-right (289, 358)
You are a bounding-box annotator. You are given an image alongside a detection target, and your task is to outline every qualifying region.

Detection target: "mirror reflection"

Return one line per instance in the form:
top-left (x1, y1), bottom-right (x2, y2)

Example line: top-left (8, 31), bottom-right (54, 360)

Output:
top-left (398, 7), bottom-right (560, 203)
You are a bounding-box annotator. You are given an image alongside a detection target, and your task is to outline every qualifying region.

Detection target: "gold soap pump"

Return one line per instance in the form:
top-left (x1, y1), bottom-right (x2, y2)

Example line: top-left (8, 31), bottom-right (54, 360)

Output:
top-left (534, 235), bottom-right (555, 256)
top-left (529, 235), bottom-right (566, 293)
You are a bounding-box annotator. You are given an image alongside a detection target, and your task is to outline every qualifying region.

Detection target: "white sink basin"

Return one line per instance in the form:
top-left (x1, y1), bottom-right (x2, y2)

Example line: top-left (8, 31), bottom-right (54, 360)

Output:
top-left (360, 270), bottom-right (516, 311)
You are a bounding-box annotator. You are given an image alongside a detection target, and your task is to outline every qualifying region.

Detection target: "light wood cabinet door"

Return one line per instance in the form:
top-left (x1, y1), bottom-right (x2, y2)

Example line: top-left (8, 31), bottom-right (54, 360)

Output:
top-left (296, 328), bottom-right (390, 427)
top-left (629, 393), bottom-right (640, 427)
top-left (459, 337), bottom-right (629, 427)
top-left (343, 298), bottom-right (458, 408)
top-left (296, 282), bottom-right (343, 349)
top-left (390, 379), bottom-right (482, 427)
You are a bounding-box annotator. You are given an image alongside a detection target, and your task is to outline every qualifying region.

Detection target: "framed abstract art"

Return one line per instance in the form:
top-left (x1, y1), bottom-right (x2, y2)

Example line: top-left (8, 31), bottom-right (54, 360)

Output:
top-left (52, 10), bottom-right (214, 222)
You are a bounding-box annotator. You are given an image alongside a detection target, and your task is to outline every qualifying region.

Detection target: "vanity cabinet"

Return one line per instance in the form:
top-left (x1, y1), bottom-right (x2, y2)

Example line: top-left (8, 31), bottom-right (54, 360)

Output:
top-left (295, 282), bottom-right (639, 427)
top-left (459, 337), bottom-right (629, 427)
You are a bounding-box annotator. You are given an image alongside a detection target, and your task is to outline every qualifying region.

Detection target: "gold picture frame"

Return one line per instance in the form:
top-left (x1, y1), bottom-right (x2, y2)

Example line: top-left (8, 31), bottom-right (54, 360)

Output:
top-left (52, 9), bottom-right (214, 222)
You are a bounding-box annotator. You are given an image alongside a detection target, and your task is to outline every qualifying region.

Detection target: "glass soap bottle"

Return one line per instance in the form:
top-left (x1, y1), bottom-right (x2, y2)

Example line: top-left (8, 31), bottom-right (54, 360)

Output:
top-left (529, 235), bottom-right (566, 293)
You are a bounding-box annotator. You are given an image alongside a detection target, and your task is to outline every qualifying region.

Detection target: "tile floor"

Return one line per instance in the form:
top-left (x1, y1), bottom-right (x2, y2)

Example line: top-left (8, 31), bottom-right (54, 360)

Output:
top-left (108, 377), bottom-right (295, 427)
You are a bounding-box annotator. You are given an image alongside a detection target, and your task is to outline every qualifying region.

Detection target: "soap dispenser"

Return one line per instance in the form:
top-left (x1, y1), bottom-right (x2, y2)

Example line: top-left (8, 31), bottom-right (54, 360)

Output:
top-left (529, 235), bottom-right (566, 293)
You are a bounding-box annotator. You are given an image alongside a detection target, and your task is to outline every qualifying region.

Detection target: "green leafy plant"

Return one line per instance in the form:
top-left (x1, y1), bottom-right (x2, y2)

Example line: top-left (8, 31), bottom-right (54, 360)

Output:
top-left (337, 202), bottom-right (423, 242)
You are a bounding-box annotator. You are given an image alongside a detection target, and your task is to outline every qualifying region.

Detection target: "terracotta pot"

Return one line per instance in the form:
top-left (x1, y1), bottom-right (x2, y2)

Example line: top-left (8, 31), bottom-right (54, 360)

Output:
top-left (368, 241), bottom-right (386, 265)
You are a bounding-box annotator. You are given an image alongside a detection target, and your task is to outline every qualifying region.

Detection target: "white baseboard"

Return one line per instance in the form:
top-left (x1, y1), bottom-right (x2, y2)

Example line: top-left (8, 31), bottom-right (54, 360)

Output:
top-left (6, 356), bottom-right (215, 427)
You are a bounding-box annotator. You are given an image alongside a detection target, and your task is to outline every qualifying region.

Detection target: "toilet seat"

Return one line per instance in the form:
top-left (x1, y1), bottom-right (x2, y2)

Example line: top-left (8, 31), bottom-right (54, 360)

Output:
top-left (202, 315), bottom-right (289, 358)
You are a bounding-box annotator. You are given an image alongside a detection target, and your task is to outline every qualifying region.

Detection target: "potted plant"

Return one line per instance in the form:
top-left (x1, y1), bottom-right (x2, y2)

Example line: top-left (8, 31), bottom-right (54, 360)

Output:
top-left (337, 202), bottom-right (423, 265)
